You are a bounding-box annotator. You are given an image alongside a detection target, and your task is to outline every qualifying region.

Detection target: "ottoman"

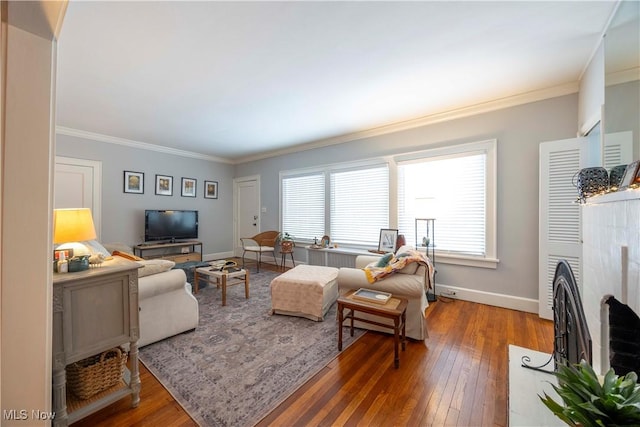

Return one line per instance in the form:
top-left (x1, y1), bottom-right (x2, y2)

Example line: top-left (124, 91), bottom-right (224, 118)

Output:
top-left (270, 265), bottom-right (339, 321)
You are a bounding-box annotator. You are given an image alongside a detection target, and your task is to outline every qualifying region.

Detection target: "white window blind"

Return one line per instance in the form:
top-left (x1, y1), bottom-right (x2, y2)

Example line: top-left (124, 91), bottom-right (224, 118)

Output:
top-left (330, 165), bottom-right (389, 246)
top-left (281, 173), bottom-right (325, 240)
top-left (398, 152), bottom-right (486, 256)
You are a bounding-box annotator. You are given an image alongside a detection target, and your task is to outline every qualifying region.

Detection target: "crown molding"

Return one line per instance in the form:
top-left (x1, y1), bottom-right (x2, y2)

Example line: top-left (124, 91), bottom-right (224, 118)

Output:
top-left (55, 126), bottom-right (234, 164)
top-left (235, 81), bottom-right (580, 164)
top-left (606, 67), bottom-right (640, 86)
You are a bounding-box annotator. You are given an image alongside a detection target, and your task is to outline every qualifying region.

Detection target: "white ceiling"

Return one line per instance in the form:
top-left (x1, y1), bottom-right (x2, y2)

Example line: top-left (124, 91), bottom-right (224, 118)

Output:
top-left (56, 1), bottom-right (617, 162)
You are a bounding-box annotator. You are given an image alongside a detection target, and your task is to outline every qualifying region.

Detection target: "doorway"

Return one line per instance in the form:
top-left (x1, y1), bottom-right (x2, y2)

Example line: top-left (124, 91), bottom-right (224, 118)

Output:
top-left (233, 175), bottom-right (261, 257)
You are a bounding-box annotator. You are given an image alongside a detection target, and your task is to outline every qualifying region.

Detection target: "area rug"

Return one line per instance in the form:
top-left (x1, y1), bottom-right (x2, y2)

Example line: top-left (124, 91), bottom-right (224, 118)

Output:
top-left (138, 269), bottom-right (364, 427)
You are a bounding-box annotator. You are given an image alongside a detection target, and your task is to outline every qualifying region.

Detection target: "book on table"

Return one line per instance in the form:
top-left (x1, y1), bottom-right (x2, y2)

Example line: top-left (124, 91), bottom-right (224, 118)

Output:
top-left (352, 288), bottom-right (392, 304)
top-left (210, 260), bottom-right (238, 271)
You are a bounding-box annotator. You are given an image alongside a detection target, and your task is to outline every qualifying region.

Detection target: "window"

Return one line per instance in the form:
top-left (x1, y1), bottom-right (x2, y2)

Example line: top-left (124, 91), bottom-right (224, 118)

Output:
top-left (330, 165), bottom-right (389, 246)
top-left (280, 162), bottom-right (390, 246)
top-left (396, 140), bottom-right (497, 268)
top-left (281, 172), bottom-right (325, 241)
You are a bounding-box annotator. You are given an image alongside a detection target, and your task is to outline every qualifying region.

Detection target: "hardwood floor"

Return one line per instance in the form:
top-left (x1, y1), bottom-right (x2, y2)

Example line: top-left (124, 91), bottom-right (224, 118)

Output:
top-left (71, 265), bottom-right (553, 427)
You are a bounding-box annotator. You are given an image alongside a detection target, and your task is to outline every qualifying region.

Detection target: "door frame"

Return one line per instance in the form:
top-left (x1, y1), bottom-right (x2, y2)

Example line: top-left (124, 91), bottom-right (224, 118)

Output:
top-left (233, 175), bottom-right (261, 257)
top-left (54, 156), bottom-right (103, 239)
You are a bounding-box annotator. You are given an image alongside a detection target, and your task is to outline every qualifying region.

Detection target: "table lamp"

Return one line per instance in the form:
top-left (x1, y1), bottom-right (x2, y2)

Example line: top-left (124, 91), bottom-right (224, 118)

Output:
top-left (53, 208), bottom-right (97, 258)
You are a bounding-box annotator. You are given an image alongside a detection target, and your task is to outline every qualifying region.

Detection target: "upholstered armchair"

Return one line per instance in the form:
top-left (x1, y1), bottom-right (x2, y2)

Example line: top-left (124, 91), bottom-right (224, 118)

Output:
top-left (240, 230), bottom-right (279, 272)
top-left (337, 245), bottom-right (431, 340)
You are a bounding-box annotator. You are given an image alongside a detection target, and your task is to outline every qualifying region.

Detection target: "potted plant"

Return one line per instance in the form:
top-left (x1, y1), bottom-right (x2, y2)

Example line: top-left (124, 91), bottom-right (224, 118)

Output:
top-left (540, 360), bottom-right (640, 427)
top-left (277, 232), bottom-right (295, 252)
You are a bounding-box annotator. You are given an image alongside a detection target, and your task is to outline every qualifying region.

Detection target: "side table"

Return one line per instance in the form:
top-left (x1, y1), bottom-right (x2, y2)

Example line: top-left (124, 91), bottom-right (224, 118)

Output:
top-left (193, 266), bottom-right (250, 306)
top-left (337, 290), bottom-right (408, 368)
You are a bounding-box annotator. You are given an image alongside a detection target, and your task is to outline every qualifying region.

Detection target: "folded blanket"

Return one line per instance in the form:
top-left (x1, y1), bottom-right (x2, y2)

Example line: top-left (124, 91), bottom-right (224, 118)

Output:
top-left (363, 249), bottom-right (434, 289)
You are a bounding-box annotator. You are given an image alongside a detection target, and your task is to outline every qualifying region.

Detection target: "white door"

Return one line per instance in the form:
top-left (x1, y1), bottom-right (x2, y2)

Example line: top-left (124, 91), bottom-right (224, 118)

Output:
top-left (234, 177), bottom-right (260, 256)
top-left (538, 134), bottom-right (633, 319)
top-left (54, 156), bottom-right (102, 239)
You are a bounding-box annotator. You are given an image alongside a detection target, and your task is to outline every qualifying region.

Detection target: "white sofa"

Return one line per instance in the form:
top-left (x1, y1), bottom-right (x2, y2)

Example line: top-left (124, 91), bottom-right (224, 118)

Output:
top-left (336, 247), bottom-right (430, 340)
top-left (137, 267), bottom-right (199, 347)
top-left (99, 242), bottom-right (199, 347)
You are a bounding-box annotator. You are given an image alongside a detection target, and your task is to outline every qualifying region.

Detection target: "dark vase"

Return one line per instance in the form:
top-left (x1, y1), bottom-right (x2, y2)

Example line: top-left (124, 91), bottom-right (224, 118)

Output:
top-left (396, 234), bottom-right (406, 251)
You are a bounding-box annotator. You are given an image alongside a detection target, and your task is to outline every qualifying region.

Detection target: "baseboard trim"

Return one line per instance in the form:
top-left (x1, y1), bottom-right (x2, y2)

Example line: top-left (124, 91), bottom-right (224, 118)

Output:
top-left (436, 284), bottom-right (539, 314)
top-left (203, 251), bottom-right (235, 262)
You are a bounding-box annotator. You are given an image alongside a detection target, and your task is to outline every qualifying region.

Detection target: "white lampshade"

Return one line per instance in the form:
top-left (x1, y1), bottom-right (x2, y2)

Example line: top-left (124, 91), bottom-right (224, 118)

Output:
top-left (53, 209), bottom-right (97, 255)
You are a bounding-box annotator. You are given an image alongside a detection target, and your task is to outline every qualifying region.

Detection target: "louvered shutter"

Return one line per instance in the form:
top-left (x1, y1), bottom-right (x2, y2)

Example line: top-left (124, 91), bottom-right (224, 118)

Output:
top-left (604, 130), bottom-right (633, 169)
top-left (539, 138), bottom-right (584, 319)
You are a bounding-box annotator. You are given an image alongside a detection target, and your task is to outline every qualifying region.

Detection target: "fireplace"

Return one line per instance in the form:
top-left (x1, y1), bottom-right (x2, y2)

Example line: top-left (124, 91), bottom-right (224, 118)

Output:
top-left (552, 260), bottom-right (592, 369)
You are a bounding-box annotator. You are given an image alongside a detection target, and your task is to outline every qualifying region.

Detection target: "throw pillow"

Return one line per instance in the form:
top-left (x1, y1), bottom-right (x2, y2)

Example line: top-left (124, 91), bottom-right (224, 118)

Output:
top-left (82, 240), bottom-right (112, 259)
top-left (376, 253), bottom-right (394, 267)
top-left (136, 259), bottom-right (175, 277)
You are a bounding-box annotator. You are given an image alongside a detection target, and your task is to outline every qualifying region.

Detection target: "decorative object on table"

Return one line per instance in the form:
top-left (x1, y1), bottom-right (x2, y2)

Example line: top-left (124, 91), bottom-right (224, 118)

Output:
top-left (573, 167), bottom-right (608, 202)
top-left (539, 359), bottom-right (640, 427)
top-left (210, 259), bottom-right (238, 272)
top-left (395, 234), bottom-right (406, 251)
top-left (57, 251), bottom-right (69, 273)
top-left (155, 174), bottom-right (173, 196)
top-left (68, 255), bottom-right (90, 272)
top-left (66, 347), bottom-right (128, 400)
top-left (618, 160), bottom-right (640, 191)
top-left (320, 235), bottom-right (331, 248)
top-left (352, 288), bottom-right (392, 304)
top-left (181, 177), bottom-right (197, 197)
top-left (377, 229), bottom-right (398, 253)
top-left (53, 208), bottom-right (98, 271)
top-left (277, 232), bottom-right (295, 269)
top-left (608, 164), bottom-right (628, 190)
top-left (89, 253), bottom-right (106, 266)
top-left (123, 170), bottom-right (144, 194)
top-left (204, 180), bottom-right (218, 199)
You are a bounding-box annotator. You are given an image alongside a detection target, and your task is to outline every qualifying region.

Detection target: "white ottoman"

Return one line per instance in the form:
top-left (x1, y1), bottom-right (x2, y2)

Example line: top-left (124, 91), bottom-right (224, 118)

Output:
top-left (270, 265), bottom-right (339, 321)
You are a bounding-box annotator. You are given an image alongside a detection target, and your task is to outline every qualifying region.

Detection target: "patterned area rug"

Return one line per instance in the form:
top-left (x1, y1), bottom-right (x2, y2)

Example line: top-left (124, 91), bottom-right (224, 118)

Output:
top-left (139, 269), bottom-right (364, 427)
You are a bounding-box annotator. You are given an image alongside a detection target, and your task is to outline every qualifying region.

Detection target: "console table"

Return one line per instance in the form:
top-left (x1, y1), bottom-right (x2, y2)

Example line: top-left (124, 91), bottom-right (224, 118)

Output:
top-left (133, 240), bottom-right (202, 262)
top-left (52, 258), bottom-right (141, 427)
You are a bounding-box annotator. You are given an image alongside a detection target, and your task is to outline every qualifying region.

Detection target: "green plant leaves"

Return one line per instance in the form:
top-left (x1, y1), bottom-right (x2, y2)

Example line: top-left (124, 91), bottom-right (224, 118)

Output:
top-left (539, 360), bottom-right (640, 427)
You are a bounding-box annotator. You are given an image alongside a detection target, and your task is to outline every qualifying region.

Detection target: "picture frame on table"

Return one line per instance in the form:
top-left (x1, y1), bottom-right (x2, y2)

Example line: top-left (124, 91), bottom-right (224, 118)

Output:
top-left (123, 171), bottom-right (144, 194)
top-left (181, 177), bottom-right (197, 197)
top-left (155, 174), bottom-right (173, 196)
top-left (618, 161), bottom-right (640, 191)
top-left (378, 229), bottom-right (398, 253)
top-left (204, 180), bottom-right (218, 199)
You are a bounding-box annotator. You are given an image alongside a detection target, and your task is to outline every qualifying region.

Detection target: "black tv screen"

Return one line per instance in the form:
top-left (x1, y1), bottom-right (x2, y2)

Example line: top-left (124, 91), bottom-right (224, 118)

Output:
top-left (145, 210), bottom-right (198, 242)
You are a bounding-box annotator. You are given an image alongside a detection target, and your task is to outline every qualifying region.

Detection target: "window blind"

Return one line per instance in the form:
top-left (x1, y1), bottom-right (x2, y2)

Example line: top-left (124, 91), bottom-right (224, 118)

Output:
top-left (281, 173), bottom-right (325, 241)
top-left (398, 152), bottom-right (486, 256)
top-left (330, 165), bottom-right (389, 246)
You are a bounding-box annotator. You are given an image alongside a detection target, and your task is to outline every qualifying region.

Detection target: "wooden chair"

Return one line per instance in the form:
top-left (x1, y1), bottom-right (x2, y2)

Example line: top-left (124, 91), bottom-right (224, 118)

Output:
top-left (240, 230), bottom-right (279, 273)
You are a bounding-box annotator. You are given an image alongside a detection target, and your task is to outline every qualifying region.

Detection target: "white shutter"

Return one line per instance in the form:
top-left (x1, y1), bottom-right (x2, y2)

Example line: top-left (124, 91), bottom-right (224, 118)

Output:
top-left (330, 165), bottom-right (389, 246)
top-left (539, 138), bottom-right (585, 319)
top-left (604, 130), bottom-right (633, 169)
top-left (281, 173), bottom-right (325, 240)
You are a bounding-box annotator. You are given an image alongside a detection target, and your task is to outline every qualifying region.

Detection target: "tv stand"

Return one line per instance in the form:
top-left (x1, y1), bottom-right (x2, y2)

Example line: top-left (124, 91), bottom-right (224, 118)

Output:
top-left (133, 240), bottom-right (202, 263)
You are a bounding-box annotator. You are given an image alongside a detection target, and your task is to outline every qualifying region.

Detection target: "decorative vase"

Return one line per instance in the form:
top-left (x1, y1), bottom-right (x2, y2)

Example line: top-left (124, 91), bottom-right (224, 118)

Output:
top-left (396, 234), bottom-right (406, 251)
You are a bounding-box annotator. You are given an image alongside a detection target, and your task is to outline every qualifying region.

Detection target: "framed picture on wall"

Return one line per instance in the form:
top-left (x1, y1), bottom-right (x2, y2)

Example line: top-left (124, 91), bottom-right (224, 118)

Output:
top-left (123, 171), bottom-right (144, 194)
top-left (155, 174), bottom-right (173, 196)
top-left (204, 180), bottom-right (218, 199)
top-left (181, 177), bottom-right (197, 197)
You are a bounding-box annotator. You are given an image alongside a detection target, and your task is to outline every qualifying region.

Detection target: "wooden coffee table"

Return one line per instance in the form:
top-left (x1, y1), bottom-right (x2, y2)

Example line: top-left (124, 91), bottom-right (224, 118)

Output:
top-left (193, 266), bottom-right (249, 306)
top-left (337, 290), bottom-right (408, 368)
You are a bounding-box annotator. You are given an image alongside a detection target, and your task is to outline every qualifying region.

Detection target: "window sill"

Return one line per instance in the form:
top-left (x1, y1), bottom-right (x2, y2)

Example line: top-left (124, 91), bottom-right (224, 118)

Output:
top-left (435, 253), bottom-right (499, 269)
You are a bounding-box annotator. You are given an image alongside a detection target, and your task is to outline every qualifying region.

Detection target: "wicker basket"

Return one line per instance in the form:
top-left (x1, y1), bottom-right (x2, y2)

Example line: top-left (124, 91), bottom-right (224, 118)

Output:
top-left (66, 347), bottom-right (127, 400)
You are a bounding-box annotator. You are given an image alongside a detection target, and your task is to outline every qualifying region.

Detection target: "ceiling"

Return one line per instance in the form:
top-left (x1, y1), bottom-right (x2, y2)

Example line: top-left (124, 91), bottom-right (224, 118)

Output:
top-left (56, 1), bottom-right (617, 163)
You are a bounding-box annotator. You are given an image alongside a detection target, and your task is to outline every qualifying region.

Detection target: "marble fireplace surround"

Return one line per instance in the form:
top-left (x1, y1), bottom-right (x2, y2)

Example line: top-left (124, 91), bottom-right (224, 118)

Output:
top-left (582, 189), bottom-right (640, 375)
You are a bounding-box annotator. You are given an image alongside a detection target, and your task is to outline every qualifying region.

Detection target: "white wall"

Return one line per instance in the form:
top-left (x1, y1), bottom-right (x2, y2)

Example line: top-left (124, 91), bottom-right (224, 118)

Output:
top-left (236, 94), bottom-right (579, 310)
top-left (1, 1), bottom-right (67, 424)
top-left (579, 41), bottom-right (605, 135)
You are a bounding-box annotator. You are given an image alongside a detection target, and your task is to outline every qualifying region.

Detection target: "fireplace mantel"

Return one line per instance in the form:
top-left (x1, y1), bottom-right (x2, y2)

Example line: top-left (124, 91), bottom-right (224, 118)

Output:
top-left (582, 188), bottom-right (640, 374)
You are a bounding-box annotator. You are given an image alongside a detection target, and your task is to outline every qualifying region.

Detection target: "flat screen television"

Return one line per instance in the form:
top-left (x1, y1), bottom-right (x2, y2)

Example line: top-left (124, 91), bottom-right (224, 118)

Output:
top-left (145, 210), bottom-right (198, 242)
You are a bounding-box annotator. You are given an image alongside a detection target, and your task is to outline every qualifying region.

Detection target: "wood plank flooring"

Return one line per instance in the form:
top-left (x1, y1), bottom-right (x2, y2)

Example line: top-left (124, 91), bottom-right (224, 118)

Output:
top-left (71, 268), bottom-right (553, 427)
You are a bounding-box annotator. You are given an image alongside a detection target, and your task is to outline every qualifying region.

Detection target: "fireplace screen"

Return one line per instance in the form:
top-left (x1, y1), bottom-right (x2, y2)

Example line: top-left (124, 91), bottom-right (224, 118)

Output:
top-left (552, 260), bottom-right (592, 369)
